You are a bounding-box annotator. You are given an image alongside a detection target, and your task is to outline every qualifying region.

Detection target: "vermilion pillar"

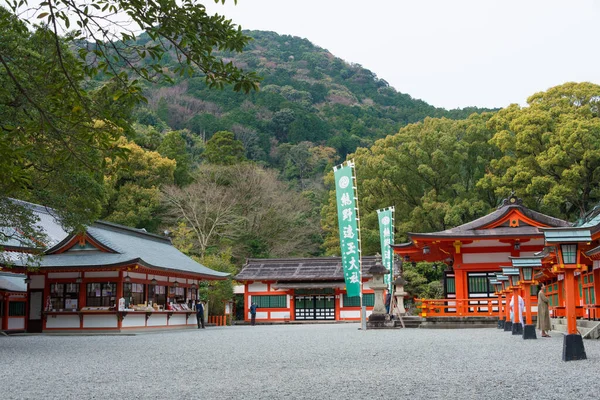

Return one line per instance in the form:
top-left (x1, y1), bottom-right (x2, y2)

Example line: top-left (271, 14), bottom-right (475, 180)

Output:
top-left (564, 270), bottom-right (577, 335)
top-left (522, 283), bottom-right (533, 325)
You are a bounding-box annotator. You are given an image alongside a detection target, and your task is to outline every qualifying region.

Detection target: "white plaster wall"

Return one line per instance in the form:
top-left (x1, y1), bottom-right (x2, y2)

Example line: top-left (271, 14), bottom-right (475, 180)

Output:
top-left (129, 272), bottom-right (146, 280)
top-left (169, 314), bottom-right (187, 325)
top-left (154, 275), bottom-right (168, 282)
top-left (248, 283), bottom-right (268, 292)
top-left (46, 315), bottom-right (80, 329)
top-left (48, 272), bottom-right (79, 279)
top-left (233, 285), bottom-right (245, 294)
top-left (8, 318), bottom-right (25, 330)
top-left (462, 240), bottom-right (510, 248)
top-left (187, 315), bottom-right (196, 325)
top-left (30, 275), bottom-right (45, 289)
top-left (340, 310), bottom-right (360, 319)
top-left (83, 314), bottom-right (118, 328)
top-left (462, 253), bottom-right (511, 264)
top-left (121, 314), bottom-right (145, 328)
top-left (269, 311), bottom-right (290, 319)
top-left (85, 271), bottom-right (119, 278)
top-left (248, 311), bottom-right (268, 320)
top-left (147, 313), bottom-right (168, 327)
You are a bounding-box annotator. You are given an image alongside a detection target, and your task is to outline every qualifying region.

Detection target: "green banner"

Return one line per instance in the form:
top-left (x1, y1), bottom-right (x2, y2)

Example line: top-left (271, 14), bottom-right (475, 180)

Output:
top-left (377, 207), bottom-right (394, 290)
top-left (334, 161), bottom-right (361, 297)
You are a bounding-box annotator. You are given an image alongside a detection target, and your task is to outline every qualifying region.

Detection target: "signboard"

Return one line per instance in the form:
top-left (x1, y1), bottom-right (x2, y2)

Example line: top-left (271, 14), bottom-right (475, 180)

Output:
top-left (334, 161), bottom-right (361, 297)
top-left (377, 207), bottom-right (394, 289)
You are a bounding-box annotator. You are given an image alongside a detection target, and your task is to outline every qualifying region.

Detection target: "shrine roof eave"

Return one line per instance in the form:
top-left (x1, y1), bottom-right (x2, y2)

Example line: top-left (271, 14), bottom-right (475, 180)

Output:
top-left (585, 245), bottom-right (600, 257)
top-left (415, 201), bottom-right (570, 235)
top-left (17, 256), bottom-right (228, 280)
top-left (235, 256), bottom-right (379, 282)
top-left (407, 230), bottom-right (545, 241)
top-left (538, 227), bottom-right (593, 243)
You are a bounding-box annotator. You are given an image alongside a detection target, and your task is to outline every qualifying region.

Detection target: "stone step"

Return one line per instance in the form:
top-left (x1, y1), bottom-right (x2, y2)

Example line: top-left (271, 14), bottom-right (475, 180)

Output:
top-left (393, 316), bottom-right (424, 328)
top-left (550, 318), bottom-right (600, 339)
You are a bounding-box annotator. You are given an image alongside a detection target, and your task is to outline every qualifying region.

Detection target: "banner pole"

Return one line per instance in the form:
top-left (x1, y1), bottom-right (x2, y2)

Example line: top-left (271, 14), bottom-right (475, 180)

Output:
top-left (351, 159), bottom-right (365, 330)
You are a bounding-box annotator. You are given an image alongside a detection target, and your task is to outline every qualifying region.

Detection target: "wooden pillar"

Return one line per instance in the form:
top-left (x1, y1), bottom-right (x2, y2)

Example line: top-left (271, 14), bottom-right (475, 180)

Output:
top-left (454, 269), bottom-right (466, 300)
top-left (116, 271), bottom-right (124, 330)
top-left (498, 292), bottom-right (504, 321)
top-left (522, 283), bottom-right (533, 325)
top-left (2, 296), bottom-right (8, 331)
top-left (564, 270), bottom-right (578, 335)
top-left (505, 291), bottom-right (512, 322)
top-left (594, 268), bottom-right (600, 319)
top-left (289, 292), bottom-right (295, 321)
top-left (512, 287), bottom-right (521, 323)
top-left (42, 273), bottom-right (50, 331)
top-left (244, 282), bottom-right (250, 323)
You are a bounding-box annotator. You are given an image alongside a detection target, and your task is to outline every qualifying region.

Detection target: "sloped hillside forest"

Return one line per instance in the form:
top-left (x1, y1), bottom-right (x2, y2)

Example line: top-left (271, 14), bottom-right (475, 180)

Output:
top-left (3, 3), bottom-right (600, 303)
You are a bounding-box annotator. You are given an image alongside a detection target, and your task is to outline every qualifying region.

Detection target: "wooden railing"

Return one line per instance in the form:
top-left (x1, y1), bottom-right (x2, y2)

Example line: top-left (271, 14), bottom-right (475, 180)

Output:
top-left (418, 297), bottom-right (536, 318)
top-left (208, 315), bottom-right (228, 326)
top-left (417, 298), bottom-right (503, 317)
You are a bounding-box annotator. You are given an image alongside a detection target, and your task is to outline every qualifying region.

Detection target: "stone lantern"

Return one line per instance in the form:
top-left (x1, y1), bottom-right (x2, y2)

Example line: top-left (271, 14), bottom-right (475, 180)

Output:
top-left (393, 276), bottom-right (407, 316)
top-left (367, 259), bottom-right (389, 328)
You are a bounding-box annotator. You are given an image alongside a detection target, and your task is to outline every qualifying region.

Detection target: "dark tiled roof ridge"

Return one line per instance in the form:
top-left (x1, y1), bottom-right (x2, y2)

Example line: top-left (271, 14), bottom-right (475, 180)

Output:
top-left (8, 198), bottom-right (58, 216)
top-left (408, 204), bottom-right (570, 238)
top-left (245, 255), bottom-right (378, 263)
top-left (93, 220), bottom-right (172, 244)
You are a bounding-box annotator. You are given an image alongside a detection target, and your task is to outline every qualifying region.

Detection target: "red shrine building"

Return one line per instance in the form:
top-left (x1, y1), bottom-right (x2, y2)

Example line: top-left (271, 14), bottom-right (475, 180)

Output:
top-left (235, 257), bottom-right (379, 323)
top-left (392, 196), bottom-right (571, 315)
top-left (0, 200), bottom-right (228, 333)
top-left (393, 195), bottom-right (600, 323)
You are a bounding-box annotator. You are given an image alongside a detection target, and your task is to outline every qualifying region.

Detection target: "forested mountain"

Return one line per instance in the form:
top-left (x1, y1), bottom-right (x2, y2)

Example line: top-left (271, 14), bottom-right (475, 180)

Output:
top-left (134, 30), bottom-right (494, 164)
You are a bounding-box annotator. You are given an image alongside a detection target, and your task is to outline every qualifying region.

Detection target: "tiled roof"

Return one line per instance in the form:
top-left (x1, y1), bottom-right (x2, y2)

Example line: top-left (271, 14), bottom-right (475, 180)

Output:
top-left (1, 199), bottom-right (68, 249)
top-left (235, 256), bottom-right (380, 281)
top-left (408, 199), bottom-right (570, 240)
top-left (37, 221), bottom-right (228, 279)
top-left (0, 272), bottom-right (26, 292)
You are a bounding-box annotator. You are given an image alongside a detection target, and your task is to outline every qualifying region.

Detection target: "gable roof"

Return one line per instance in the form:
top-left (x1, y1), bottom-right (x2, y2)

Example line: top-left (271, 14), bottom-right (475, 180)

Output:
top-left (408, 196), bottom-right (570, 241)
top-left (235, 256), bottom-right (380, 282)
top-left (33, 221), bottom-right (228, 279)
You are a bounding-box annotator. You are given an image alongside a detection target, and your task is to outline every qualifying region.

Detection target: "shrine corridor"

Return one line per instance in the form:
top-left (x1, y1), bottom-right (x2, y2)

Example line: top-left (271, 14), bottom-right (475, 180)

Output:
top-left (1, 324), bottom-right (600, 399)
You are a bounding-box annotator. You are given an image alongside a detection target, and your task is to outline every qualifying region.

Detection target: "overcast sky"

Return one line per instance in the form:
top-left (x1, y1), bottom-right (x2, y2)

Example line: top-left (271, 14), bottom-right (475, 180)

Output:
top-left (203, 0), bottom-right (600, 110)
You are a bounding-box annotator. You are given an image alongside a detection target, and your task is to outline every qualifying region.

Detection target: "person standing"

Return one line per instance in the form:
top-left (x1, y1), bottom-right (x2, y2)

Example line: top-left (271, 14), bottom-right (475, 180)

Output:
top-left (385, 292), bottom-right (392, 314)
top-left (509, 294), bottom-right (525, 326)
top-left (196, 300), bottom-right (205, 329)
top-left (250, 302), bottom-right (257, 326)
top-left (537, 284), bottom-right (551, 337)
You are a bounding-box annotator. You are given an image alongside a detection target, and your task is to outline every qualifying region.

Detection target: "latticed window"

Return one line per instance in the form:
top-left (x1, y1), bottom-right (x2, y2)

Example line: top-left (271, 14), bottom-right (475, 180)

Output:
top-left (342, 293), bottom-right (374, 307)
top-left (9, 302), bottom-right (26, 316)
top-left (253, 295), bottom-right (286, 308)
top-left (561, 244), bottom-right (577, 264)
top-left (445, 277), bottom-right (456, 295)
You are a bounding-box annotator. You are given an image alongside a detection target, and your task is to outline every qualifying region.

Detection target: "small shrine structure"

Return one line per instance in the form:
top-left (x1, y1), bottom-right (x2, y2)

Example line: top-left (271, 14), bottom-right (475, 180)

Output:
top-left (392, 195), bottom-right (570, 316)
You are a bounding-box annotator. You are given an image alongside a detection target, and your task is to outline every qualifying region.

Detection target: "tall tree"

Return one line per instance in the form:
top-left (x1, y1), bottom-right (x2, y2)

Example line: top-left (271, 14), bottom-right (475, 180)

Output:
top-left (1, 0), bottom-right (259, 253)
top-left (163, 163), bottom-right (321, 260)
top-left (103, 137), bottom-right (175, 231)
top-left (203, 130), bottom-right (246, 165)
top-left (157, 130), bottom-right (194, 186)
top-left (0, 9), bottom-right (122, 242)
top-left (478, 82), bottom-right (600, 220)
top-left (322, 114), bottom-right (498, 255)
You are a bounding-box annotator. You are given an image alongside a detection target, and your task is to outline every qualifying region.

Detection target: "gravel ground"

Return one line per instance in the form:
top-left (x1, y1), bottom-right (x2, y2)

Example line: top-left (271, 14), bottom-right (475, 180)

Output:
top-left (1, 324), bottom-right (600, 400)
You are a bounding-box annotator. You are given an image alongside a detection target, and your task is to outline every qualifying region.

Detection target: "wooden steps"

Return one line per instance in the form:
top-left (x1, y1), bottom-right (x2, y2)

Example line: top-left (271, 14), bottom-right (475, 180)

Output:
top-left (550, 318), bottom-right (600, 339)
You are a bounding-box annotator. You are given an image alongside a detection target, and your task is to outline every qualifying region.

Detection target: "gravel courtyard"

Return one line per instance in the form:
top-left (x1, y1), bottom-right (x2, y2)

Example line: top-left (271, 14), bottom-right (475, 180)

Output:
top-left (2, 324), bottom-right (600, 399)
